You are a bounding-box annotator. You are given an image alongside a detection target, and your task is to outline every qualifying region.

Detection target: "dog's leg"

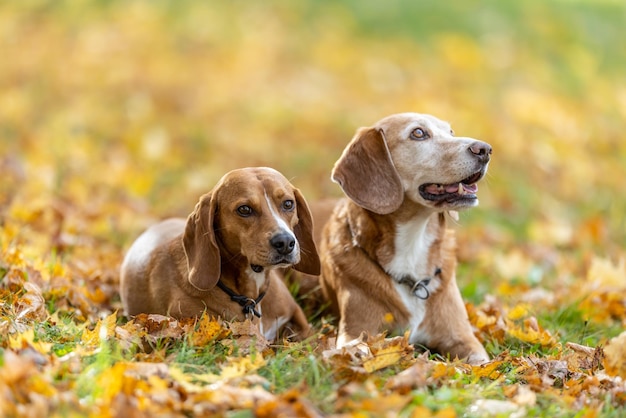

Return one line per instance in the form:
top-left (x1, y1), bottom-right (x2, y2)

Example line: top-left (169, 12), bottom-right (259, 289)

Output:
top-left (290, 304), bottom-right (312, 340)
top-left (419, 273), bottom-right (489, 364)
top-left (335, 285), bottom-right (394, 351)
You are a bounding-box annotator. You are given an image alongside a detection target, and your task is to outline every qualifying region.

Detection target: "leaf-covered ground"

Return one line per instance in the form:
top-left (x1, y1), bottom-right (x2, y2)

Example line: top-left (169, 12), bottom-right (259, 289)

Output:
top-left (1, 1), bottom-right (625, 416)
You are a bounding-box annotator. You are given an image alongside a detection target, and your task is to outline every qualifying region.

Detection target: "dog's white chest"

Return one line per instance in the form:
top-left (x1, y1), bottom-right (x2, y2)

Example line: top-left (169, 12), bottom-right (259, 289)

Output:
top-left (385, 220), bottom-right (439, 344)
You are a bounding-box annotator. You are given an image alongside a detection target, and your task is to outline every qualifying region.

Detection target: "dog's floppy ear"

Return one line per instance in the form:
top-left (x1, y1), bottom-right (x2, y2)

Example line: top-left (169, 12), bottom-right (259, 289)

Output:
top-left (292, 189), bottom-right (321, 275)
top-left (183, 193), bottom-right (221, 291)
top-left (331, 127), bottom-right (403, 214)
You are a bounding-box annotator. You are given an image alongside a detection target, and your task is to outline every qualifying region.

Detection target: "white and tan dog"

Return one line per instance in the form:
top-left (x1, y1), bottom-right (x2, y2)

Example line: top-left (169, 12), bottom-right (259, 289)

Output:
top-left (120, 167), bottom-right (320, 341)
top-left (318, 113), bottom-right (491, 364)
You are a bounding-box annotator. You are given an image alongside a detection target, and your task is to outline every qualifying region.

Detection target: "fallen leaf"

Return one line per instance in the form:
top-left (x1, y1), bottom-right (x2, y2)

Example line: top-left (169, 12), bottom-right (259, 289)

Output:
top-left (15, 282), bottom-right (47, 322)
top-left (363, 334), bottom-right (413, 373)
top-left (9, 328), bottom-right (53, 354)
top-left (255, 388), bottom-right (323, 418)
top-left (603, 331), bottom-right (626, 378)
top-left (80, 311), bottom-right (118, 353)
top-left (337, 380), bottom-right (411, 415)
top-left (507, 303), bottom-right (530, 321)
top-left (220, 354), bottom-right (266, 380)
top-left (225, 319), bottom-right (270, 354)
top-left (190, 315), bottom-right (230, 346)
top-left (506, 317), bottom-right (557, 347)
top-left (385, 353), bottom-right (433, 393)
top-left (564, 342), bottom-right (604, 373)
top-left (182, 381), bottom-right (275, 413)
top-left (472, 360), bottom-right (505, 379)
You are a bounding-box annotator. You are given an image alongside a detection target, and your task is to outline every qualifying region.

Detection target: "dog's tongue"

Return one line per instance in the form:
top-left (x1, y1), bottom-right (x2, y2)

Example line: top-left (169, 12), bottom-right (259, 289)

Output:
top-left (461, 183), bottom-right (478, 194)
top-left (425, 183), bottom-right (478, 195)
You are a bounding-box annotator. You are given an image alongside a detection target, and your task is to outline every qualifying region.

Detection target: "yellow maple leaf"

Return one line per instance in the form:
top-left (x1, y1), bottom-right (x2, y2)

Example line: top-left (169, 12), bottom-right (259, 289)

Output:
top-left (578, 257), bottom-right (626, 324)
top-left (603, 331), bottom-right (626, 378)
top-left (168, 366), bottom-right (210, 393)
top-left (95, 362), bottom-right (128, 404)
top-left (191, 315), bottom-right (230, 346)
top-left (430, 362), bottom-right (456, 380)
top-left (81, 311), bottom-right (117, 350)
top-left (472, 360), bottom-right (505, 379)
top-left (507, 304), bottom-right (530, 321)
top-left (363, 345), bottom-right (403, 373)
top-left (9, 328), bottom-right (52, 354)
top-left (220, 354), bottom-right (266, 380)
top-left (474, 310), bottom-right (498, 329)
top-left (506, 318), bottom-right (557, 347)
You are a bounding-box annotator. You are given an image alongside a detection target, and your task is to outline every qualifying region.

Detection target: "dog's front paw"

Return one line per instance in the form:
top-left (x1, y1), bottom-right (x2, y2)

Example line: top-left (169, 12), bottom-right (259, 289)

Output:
top-left (466, 350), bottom-right (490, 365)
top-left (337, 332), bottom-right (372, 358)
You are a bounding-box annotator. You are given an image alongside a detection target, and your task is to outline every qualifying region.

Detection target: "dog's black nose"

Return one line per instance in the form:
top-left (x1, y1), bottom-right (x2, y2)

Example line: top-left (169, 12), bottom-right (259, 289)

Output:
top-left (270, 232), bottom-right (296, 255)
top-left (468, 141), bottom-right (492, 163)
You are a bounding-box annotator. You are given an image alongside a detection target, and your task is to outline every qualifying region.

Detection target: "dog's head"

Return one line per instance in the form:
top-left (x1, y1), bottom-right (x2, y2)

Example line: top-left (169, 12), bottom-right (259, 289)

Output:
top-left (183, 167), bottom-right (321, 291)
top-left (332, 113), bottom-right (492, 214)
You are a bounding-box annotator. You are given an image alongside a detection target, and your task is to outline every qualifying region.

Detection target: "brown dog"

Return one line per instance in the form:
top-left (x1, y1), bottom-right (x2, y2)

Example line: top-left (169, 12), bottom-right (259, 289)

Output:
top-left (318, 113), bottom-right (491, 364)
top-left (120, 167), bottom-right (320, 341)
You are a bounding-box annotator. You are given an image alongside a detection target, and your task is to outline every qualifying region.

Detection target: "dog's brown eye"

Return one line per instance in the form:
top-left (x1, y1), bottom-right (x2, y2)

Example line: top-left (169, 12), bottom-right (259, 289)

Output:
top-left (410, 128), bottom-right (429, 140)
top-left (237, 205), bottom-right (253, 217)
top-left (282, 200), bottom-right (294, 211)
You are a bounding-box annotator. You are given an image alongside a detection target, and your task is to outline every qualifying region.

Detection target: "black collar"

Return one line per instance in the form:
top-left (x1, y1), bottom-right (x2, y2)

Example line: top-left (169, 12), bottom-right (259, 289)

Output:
top-left (396, 267), bottom-right (442, 300)
top-left (216, 280), bottom-right (266, 318)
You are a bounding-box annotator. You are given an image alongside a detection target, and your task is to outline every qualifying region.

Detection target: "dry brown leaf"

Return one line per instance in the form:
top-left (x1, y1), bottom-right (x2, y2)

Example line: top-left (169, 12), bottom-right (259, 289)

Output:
top-left (255, 388), bottom-right (323, 418)
top-left (15, 282), bottom-right (47, 322)
top-left (182, 381), bottom-right (275, 413)
top-left (131, 313), bottom-right (185, 336)
top-left (224, 319), bottom-right (270, 354)
top-left (337, 380), bottom-right (411, 415)
top-left (385, 353), bottom-right (433, 393)
top-left (564, 342), bottom-right (604, 373)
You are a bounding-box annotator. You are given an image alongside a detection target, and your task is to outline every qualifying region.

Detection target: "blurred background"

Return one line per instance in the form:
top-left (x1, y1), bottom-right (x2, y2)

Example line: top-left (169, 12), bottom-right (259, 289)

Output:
top-left (1, 0), bottom-right (624, 305)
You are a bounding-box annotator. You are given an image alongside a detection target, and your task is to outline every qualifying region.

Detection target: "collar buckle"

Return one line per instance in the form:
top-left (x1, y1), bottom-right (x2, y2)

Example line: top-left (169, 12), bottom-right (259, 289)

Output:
top-left (410, 278), bottom-right (431, 299)
top-left (397, 267), bottom-right (441, 300)
top-left (216, 280), bottom-right (266, 318)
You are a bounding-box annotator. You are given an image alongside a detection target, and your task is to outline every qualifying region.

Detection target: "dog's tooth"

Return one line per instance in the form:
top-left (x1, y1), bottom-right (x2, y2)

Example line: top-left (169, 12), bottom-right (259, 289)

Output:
top-left (458, 183), bottom-right (466, 195)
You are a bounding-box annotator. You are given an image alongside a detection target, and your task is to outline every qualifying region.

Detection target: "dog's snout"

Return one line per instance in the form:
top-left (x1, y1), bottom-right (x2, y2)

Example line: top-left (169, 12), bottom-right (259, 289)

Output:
top-left (468, 141), bottom-right (492, 162)
top-left (270, 232), bottom-right (296, 255)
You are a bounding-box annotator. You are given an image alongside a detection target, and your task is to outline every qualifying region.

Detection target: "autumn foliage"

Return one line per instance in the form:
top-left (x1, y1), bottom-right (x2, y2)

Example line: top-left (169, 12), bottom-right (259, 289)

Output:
top-left (1, 0), bottom-right (625, 416)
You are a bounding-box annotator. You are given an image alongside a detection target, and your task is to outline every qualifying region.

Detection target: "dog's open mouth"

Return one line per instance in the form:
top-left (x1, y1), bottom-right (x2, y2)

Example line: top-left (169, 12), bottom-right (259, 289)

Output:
top-left (419, 171), bottom-right (483, 204)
